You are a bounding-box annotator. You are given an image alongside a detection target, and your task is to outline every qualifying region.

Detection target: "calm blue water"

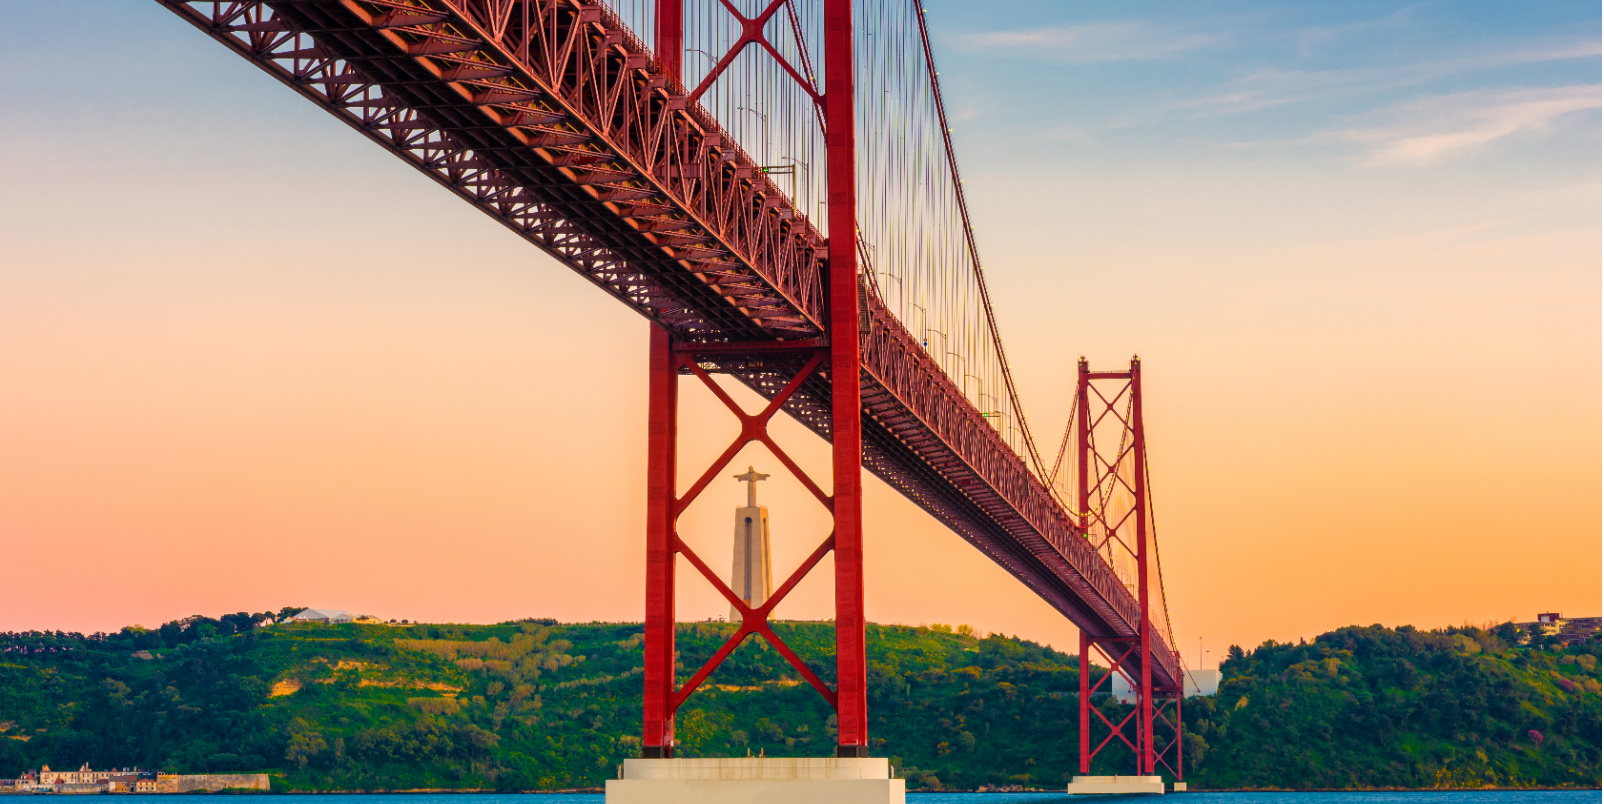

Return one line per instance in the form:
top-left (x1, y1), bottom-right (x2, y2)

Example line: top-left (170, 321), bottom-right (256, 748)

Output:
top-left (125, 791), bottom-right (1600, 802)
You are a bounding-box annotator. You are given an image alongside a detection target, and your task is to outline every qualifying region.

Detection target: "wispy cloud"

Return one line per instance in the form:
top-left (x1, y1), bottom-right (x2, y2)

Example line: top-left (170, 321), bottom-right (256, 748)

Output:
top-left (1284, 9), bottom-right (1415, 57)
top-left (954, 22), bottom-right (1222, 63)
top-left (1323, 85), bottom-right (1600, 166)
top-left (1043, 37), bottom-right (1601, 143)
top-left (1176, 39), bottom-right (1601, 119)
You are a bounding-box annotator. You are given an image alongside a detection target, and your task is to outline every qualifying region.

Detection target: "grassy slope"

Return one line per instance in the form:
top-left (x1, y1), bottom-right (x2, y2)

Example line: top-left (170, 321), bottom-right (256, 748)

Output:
top-left (0, 617), bottom-right (1596, 791)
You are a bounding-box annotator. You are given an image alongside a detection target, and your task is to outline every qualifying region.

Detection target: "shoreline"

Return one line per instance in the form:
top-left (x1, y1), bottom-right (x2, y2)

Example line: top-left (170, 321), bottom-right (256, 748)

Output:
top-left (8, 786), bottom-right (1595, 795)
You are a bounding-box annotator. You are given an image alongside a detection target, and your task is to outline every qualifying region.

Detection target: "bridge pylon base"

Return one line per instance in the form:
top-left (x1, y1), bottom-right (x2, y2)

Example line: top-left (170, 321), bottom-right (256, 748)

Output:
top-left (606, 758), bottom-right (904, 804)
top-left (1067, 775), bottom-right (1165, 795)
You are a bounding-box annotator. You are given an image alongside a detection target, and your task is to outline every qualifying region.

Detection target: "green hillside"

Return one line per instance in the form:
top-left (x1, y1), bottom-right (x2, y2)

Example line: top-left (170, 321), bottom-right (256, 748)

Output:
top-left (0, 614), bottom-right (1596, 791)
top-left (1185, 624), bottom-right (1602, 789)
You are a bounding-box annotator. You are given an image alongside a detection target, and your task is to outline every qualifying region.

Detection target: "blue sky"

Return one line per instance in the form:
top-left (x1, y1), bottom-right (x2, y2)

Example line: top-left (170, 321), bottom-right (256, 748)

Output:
top-left (929, 1), bottom-right (1599, 171)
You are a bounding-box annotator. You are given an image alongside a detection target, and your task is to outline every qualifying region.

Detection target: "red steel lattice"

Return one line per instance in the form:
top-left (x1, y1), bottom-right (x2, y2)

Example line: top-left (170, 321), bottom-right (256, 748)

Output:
top-left (1075, 357), bottom-right (1184, 778)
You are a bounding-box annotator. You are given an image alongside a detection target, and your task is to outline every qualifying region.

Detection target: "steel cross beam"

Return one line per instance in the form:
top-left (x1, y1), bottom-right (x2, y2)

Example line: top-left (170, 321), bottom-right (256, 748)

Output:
top-left (683, 0), bottom-right (820, 106)
top-left (1079, 634), bottom-right (1143, 768)
top-left (642, 340), bottom-right (863, 755)
top-left (644, 338), bottom-right (845, 755)
top-left (1075, 633), bottom-right (1184, 779)
top-left (1152, 693), bottom-right (1184, 780)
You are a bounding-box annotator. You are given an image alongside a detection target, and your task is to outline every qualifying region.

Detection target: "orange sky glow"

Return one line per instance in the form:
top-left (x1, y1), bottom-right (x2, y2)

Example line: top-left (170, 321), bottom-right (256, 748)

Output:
top-left (0, 4), bottom-right (1598, 667)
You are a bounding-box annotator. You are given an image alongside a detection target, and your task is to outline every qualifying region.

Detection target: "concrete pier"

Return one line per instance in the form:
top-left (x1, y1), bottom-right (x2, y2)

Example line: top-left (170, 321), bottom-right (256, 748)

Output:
top-left (1067, 775), bottom-right (1166, 795)
top-left (605, 757), bottom-right (904, 804)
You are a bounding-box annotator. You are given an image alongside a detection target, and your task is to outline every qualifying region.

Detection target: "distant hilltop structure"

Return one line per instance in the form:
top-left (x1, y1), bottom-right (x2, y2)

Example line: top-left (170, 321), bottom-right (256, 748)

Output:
top-left (730, 466), bottom-right (774, 622)
top-left (283, 608), bottom-right (386, 625)
top-left (0, 765), bottom-right (267, 794)
top-left (288, 608), bottom-right (354, 624)
top-left (1515, 612), bottom-right (1601, 646)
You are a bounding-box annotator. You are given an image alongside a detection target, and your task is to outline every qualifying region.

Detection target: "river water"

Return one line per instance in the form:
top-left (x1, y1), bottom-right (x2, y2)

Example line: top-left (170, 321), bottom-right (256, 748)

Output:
top-left (123, 791), bottom-right (1599, 803)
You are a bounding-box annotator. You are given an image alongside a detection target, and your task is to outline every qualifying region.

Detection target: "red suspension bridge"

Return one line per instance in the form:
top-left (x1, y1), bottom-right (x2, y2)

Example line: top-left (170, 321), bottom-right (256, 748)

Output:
top-left (159, 0), bottom-right (1191, 781)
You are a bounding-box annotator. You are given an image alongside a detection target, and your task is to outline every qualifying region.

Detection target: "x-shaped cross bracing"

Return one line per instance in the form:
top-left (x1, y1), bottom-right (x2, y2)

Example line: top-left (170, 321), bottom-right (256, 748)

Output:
top-left (1085, 380), bottom-right (1141, 561)
top-left (1083, 639), bottom-right (1144, 760)
top-left (660, 348), bottom-right (841, 716)
top-left (686, 0), bottom-right (824, 114)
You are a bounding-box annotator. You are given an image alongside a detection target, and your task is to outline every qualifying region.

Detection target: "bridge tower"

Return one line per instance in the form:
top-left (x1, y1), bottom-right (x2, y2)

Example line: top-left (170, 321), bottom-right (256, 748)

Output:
top-left (1071, 357), bottom-right (1185, 790)
top-left (641, 0), bottom-right (871, 763)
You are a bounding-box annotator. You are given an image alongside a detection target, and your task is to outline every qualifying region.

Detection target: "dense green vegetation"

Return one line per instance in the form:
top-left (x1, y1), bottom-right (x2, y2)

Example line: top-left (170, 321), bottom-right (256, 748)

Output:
top-left (0, 613), bottom-right (1596, 791)
top-left (1185, 624), bottom-right (1601, 790)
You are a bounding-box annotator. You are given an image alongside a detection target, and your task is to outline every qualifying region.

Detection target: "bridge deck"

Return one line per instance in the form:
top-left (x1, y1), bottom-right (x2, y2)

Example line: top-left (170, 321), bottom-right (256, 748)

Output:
top-left (163, 0), bottom-right (1179, 689)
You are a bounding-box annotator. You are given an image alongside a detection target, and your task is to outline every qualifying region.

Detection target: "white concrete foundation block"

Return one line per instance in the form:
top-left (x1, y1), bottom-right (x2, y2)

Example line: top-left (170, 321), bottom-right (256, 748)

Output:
top-left (1067, 775), bottom-right (1166, 795)
top-left (1172, 782), bottom-right (1188, 792)
top-left (606, 758), bottom-right (904, 804)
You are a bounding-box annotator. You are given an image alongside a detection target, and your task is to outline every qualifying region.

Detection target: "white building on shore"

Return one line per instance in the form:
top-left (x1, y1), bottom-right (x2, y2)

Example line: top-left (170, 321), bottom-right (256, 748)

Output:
top-left (2, 766), bottom-right (267, 794)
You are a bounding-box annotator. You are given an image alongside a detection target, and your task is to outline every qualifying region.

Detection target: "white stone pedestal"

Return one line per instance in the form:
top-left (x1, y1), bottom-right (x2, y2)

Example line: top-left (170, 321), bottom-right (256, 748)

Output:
top-left (1067, 775), bottom-right (1165, 795)
top-left (606, 758), bottom-right (904, 804)
top-left (1172, 782), bottom-right (1188, 791)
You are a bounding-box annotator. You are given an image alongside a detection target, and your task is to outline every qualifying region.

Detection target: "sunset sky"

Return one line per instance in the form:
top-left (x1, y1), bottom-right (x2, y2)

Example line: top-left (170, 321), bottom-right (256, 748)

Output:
top-left (1, 1), bottom-right (1598, 666)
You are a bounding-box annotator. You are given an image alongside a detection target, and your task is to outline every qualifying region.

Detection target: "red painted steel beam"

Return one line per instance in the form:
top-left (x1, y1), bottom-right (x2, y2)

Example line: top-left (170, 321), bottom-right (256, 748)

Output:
top-left (1079, 629), bottom-right (1091, 774)
top-left (641, 0), bottom-right (683, 760)
top-left (642, 326), bottom-right (677, 756)
top-left (823, 0), bottom-right (868, 756)
top-left (638, 341), bottom-right (847, 755)
top-left (1129, 357), bottom-right (1154, 773)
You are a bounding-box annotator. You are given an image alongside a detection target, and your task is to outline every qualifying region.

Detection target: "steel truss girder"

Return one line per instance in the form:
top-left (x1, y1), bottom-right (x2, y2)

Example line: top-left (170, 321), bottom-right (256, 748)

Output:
top-left (161, 0), bottom-right (826, 342)
top-left (644, 341), bottom-right (844, 757)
